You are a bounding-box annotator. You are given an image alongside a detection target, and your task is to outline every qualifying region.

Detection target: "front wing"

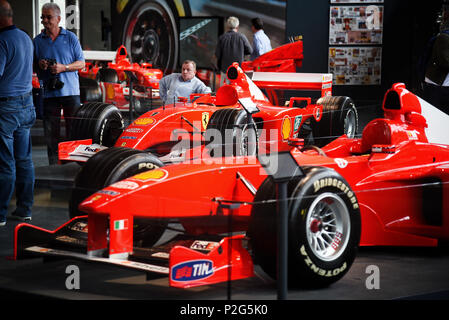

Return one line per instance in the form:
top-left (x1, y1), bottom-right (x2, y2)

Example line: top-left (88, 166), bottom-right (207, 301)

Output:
top-left (14, 217), bottom-right (254, 289)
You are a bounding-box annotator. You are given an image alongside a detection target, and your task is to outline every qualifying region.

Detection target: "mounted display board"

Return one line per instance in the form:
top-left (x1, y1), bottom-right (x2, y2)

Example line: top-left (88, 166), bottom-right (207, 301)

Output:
top-left (328, 1), bottom-right (383, 85)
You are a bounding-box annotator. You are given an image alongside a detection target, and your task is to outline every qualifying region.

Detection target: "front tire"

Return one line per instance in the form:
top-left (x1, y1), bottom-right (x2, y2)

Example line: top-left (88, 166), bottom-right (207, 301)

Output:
top-left (249, 167), bottom-right (361, 288)
top-left (70, 147), bottom-right (166, 247)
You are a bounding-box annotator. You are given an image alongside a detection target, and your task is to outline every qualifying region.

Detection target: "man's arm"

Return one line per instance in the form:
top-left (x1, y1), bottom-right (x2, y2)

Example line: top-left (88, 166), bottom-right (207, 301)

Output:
top-left (194, 78), bottom-right (211, 95)
top-left (251, 36), bottom-right (262, 60)
top-left (243, 34), bottom-right (253, 56)
top-left (51, 60), bottom-right (85, 74)
top-left (159, 76), bottom-right (169, 104)
top-left (0, 43), bottom-right (6, 77)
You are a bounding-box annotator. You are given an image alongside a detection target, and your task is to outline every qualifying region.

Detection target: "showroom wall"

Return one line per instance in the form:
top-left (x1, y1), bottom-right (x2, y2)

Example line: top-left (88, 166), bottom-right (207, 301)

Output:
top-left (9, 0), bottom-right (33, 36)
top-left (286, 0), bottom-right (443, 103)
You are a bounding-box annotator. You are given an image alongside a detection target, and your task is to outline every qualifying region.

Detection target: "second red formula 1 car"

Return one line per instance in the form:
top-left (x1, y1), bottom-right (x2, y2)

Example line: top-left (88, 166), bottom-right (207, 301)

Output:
top-left (79, 45), bottom-right (163, 114)
top-left (14, 82), bottom-right (449, 289)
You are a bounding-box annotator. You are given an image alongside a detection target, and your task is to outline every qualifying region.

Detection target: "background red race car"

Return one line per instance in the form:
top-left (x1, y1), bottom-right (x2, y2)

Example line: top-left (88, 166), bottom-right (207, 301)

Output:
top-left (14, 82), bottom-right (449, 289)
top-left (79, 45), bottom-right (164, 114)
top-left (59, 40), bottom-right (356, 162)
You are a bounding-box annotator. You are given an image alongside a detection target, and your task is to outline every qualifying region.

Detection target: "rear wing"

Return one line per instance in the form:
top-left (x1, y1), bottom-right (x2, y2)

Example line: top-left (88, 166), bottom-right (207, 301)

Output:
top-left (242, 40), bottom-right (303, 73)
top-left (247, 72), bottom-right (333, 97)
top-left (83, 50), bottom-right (116, 62)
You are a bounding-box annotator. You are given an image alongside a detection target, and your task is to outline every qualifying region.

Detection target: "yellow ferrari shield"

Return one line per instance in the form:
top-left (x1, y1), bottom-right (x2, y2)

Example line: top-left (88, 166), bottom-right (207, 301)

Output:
top-left (201, 112), bottom-right (210, 130)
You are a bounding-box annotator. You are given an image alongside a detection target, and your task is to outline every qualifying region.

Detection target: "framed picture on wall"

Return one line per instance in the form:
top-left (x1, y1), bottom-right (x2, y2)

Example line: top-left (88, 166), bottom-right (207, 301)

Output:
top-left (329, 46), bottom-right (382, 85)
top-left (329, 5), bottom-right (383, 45)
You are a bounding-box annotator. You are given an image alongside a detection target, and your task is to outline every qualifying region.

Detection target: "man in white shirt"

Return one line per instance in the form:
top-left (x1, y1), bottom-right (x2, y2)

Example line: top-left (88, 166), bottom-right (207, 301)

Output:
top-left (159, 60), bottom-right (211, 105)
top-left (250, 17), bottom-right (272, 60)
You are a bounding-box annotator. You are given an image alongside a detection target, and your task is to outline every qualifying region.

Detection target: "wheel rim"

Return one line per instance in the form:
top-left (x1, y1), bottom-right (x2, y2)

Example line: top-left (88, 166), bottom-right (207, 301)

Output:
top-left (238, 123), bottom-right (257, 156)
top-left (305, 192), bottom-right (351, 261)
top-left (123, 2), bottom-right (178, 73)
top-left (344, 107), bottom-right (356, 138)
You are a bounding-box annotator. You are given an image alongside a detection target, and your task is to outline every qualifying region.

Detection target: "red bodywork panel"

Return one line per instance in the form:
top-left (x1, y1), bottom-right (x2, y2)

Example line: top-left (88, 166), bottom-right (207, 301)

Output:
top-left (241, 40), bottom-right (303, 73)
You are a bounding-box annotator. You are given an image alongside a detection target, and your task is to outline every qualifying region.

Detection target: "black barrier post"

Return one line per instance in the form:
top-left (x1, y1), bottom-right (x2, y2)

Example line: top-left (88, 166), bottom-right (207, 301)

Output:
top-left (258, 152), bottom-right (303, 300)
top-left (124, 70), bottom-right (138, 123)
top-left (277, 181), bottom-right (288, 300)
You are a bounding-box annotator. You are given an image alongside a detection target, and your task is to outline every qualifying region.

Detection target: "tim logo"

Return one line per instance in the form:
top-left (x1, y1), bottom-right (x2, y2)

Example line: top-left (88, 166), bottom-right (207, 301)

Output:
top-left (171, 260), bottom-right (214, 282)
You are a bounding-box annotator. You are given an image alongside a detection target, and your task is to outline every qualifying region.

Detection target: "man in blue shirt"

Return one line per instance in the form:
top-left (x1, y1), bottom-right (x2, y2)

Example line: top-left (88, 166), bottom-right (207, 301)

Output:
top-left (34, 2), bottom-right (85, 164)
top-left (250, 18), bottom-right (272, 60)
top-left (159, 60), bottom-right (211, 105)
top-left (0, 0), bottom-right (35, 225)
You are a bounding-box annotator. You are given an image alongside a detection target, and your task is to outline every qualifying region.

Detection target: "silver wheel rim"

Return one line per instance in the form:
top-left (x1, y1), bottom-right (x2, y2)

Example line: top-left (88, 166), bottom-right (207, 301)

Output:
top-left (238, 124), bottom-right (257, 156)
top-left (344, 106), bottom-right (356, 138)
top-left (305, 192), bottom-right (351, 261)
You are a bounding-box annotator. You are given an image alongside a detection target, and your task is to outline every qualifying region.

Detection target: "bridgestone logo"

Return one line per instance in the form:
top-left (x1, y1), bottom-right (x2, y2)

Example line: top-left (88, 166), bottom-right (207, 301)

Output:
top-left (313, 178), bottom-right (359, 209)
top-left (300, 245), bottom-right (347, 277)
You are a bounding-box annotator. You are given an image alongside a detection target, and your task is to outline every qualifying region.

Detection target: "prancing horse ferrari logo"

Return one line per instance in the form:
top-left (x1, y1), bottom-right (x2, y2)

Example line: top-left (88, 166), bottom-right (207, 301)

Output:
top-left (201, 112), bottom-right (210, 130)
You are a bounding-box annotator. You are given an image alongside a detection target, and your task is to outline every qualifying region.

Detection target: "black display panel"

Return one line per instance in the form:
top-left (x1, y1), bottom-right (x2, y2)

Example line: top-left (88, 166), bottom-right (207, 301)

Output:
top-left (179, 17), bottom-right (223, 70)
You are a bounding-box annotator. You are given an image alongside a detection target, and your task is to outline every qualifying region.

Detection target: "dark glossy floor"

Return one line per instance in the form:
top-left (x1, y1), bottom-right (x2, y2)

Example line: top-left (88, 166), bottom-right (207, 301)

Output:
top-left (1, 103), bottom-right (448, 302)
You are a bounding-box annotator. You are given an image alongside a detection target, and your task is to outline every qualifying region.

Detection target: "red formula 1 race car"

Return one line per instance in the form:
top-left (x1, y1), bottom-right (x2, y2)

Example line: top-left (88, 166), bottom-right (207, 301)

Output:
top-left (14, 82), bottom-right (449, 290)
top-left (59, 63), bottom-right (357, 218)
top-left (79, 45), bottom-right (163, 114)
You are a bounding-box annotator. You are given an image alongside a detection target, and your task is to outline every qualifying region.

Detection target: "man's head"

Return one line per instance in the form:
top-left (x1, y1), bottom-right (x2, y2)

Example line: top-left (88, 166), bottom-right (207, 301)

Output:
top-left (181, 60), bottom-right (196, 81)
top-left (251, 18), bottom-right (263, 33)
top-left (226, 16), bottom-right (239, 31)
top-left (41, 2), bottom-right (61, 32)
top-left (0, 0), bottom-right (13, 28)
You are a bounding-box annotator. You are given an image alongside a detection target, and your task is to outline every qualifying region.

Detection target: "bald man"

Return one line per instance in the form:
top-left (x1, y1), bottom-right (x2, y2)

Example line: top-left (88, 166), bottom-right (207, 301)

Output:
top-left (0, 0), bottom-right (35, 226)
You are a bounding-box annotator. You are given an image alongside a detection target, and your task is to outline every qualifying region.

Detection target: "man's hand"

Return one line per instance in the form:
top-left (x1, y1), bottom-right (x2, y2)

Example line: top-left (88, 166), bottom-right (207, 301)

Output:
top-left (49, 63), bottom-right (66, 74)
top-left (38, 59), bottom-right (49, 70)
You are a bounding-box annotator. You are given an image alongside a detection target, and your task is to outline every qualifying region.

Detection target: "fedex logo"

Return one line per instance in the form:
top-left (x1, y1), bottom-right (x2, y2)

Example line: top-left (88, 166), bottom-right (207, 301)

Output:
top-left (171, 260), bottom-right (214, 282)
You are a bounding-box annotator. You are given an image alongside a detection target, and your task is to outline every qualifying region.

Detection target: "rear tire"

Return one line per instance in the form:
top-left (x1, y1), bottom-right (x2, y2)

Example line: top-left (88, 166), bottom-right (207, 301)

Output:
top-left (205, 108), bottom-right (258, 157)
top-left (70, 147), bottom-right (166, 247)
top-left (79, 76), bottom-right (102, 103)
top-left (70, 102), bottom-right (124, 147)
top-left (96, 68), bottom-right (120, 83)
top-left (312, 96), bottom-right (358, 147)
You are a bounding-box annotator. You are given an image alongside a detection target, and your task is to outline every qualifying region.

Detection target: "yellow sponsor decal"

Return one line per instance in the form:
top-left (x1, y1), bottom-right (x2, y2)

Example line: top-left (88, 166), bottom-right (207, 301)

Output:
top-left (134, 117), bottom-right (156, 126)
top-left (281, 116), bottom-right (291, 140)
top-left (133, 169), bottom-right (167, 181)
top-left (313, 178), bottom-right (359, 210)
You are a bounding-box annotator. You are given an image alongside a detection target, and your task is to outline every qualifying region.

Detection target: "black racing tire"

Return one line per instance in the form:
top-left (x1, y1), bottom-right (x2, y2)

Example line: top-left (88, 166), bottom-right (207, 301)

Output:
top-left (79, 76), bottom-right (102, 103)
top-left (69, 147), bottom-right (166, 247)
top-left (205, 108), bottom-right (258, 157)
top-left (95, 68), bottom-right (120, 83)
top-left (70, 102), bottom-right (124, 147)
top-left (121, 0), bottom-right (187, 74)
top-left (312, 96), bottom-right (359, 147)
top-left (249, 167), bottom-right (361, 288)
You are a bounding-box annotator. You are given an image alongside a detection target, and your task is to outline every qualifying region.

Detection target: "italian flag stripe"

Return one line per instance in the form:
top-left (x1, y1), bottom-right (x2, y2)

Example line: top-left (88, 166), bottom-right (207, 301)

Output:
top-left (114, 219), bottom-right (128, 231)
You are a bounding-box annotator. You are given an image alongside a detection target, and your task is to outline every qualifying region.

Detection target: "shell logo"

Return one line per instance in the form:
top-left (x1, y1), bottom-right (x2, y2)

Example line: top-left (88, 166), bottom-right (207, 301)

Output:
top-left (134, 117), bottom-right (156, 126)
top-left (281, 116), bottom-right (292, 140)
top-left (132, 169), bottom-right (168, 181)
